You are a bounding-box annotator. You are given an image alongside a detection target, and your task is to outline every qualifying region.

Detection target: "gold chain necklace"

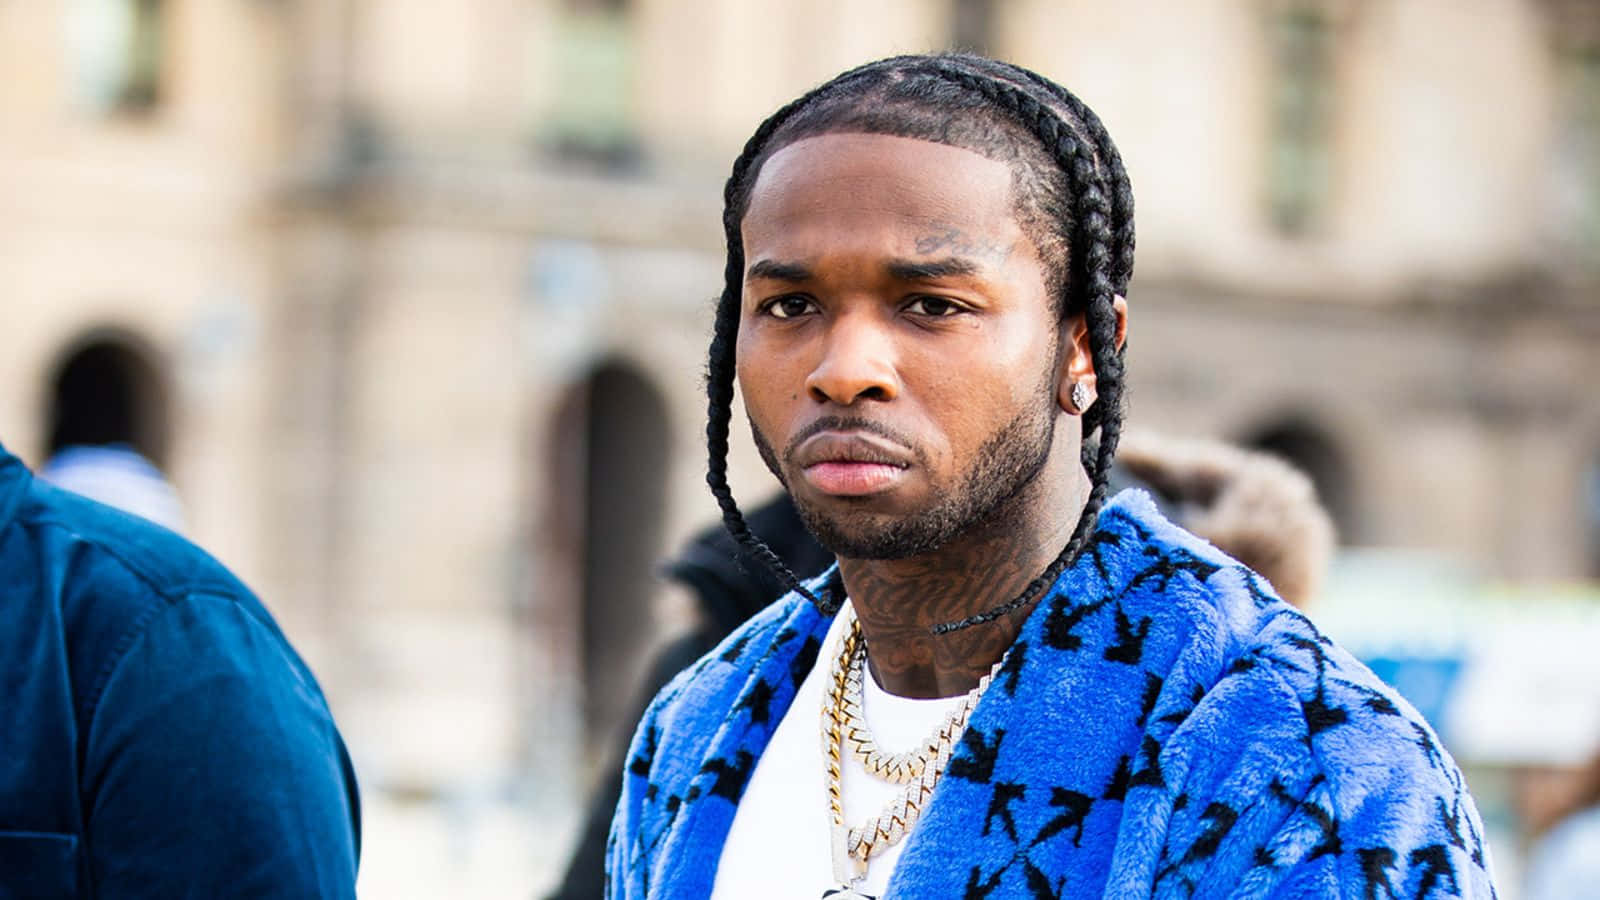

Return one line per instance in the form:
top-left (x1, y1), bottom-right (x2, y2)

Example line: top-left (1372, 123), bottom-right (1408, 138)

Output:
top-left (820, 606), bottom-right (1002, 897)
top-left (838, 631), bottom-right (991, 784)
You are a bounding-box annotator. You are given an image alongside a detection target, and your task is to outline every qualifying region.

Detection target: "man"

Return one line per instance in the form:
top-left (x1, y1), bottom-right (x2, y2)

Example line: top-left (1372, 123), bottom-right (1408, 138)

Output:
top-left (0, 440), bottom-right (360, 897)
top-left (609, 54), bottom-right (1494, 897)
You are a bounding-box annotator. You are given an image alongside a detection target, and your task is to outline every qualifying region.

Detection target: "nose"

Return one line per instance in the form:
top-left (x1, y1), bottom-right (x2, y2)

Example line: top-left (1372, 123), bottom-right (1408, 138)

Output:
top-left (805, 315), bottom-right (900, 405)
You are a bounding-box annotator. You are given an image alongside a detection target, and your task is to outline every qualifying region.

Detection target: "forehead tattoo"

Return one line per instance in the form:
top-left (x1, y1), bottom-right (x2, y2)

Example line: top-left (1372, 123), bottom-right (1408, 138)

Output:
top-left (913, 225), bottom-right (1015, 265)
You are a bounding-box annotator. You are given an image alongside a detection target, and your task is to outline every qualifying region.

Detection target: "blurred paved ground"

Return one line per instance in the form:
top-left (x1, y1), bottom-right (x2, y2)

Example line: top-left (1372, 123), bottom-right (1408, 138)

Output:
top-left (358, 792), bottom-right (579, 899)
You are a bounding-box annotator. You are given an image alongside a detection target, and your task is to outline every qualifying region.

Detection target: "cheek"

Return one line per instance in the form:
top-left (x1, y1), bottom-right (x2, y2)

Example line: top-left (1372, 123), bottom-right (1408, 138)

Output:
top-left (985, 318), bottom-right (1059, 405)
top-left (735, 327), bottom-right (801, 426)
top-left (734, 321), bottom-right (772, 394)
top-left (904, 355), bottom-right (1000, 461)
top-left (909, 330), bottom-right (1054, 467)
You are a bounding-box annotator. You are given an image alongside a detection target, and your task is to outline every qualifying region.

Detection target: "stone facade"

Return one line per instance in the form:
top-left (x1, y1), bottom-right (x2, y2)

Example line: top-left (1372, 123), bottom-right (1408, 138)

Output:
top-left (1, 0), bottom-right (1597, 891)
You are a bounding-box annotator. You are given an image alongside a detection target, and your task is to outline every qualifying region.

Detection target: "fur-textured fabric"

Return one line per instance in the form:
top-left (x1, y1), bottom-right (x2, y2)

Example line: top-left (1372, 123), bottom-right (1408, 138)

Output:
top-left (1115, 432), bottom-right (1336, 609)
top-left (608, 491), bottom-right (1495, 898)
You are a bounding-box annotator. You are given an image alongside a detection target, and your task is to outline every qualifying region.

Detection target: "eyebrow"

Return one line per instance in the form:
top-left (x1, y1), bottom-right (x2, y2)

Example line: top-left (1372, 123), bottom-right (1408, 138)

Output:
top-left (745, 260), bottom-right (813, 283)
top-left (747, 257), bottom-right (984, 284)
top-left (886, 257), bottom-right (982, 281)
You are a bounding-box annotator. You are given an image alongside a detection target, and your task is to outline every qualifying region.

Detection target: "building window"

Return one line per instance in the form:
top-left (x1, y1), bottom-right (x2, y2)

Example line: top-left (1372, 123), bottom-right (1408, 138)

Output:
top-left (44, 331), bottom-right (171, 468)
top-left (67, 0), bottom-right (166, 114)
top-left (950, 0), bottom-right (996, 55)
top-left (1541, 1), bottom-right (1600, 259)
top-left (542, 0), bottom-right (639, 169)
top-left (1243, 418), bottom-right (1357, 544)
top-left (546, 360), bottom-right (671, 747)
top-left (1264, 4), bottom-right (1335, 235)
top-left (1551, 46), bottom-right (1600, 257)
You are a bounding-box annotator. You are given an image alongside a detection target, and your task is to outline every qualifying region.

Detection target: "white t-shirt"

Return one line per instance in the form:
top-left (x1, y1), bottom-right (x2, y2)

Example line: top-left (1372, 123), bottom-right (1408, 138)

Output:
top-left (710, 603), bottom-right (972, 898)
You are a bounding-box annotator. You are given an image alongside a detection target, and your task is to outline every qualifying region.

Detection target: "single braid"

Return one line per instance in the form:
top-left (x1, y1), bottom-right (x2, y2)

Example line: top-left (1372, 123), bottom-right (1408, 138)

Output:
top-left (703, 54), bottom-right (1134, 628)
top-left (1006, 65), bottom-right (1134, 434)
top-left (705, 95), bottom-right (829, 608)
top-left (1013, 68), bottom-right (1136, 292)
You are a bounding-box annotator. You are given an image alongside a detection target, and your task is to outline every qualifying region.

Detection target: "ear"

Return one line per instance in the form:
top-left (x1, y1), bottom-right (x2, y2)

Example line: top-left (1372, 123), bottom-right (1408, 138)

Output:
top-left (1056, 295), bottom-right (1129, 414)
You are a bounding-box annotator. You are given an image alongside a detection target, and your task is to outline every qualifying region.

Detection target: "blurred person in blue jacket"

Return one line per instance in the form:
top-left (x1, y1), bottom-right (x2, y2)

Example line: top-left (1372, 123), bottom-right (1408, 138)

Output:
top-left (0, 440), bottom-right (360, 898)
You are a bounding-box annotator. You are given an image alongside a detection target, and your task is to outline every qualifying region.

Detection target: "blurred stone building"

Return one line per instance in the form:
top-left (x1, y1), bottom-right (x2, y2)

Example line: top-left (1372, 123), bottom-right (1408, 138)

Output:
top-left (2, 0), bottom-right (1598, 889)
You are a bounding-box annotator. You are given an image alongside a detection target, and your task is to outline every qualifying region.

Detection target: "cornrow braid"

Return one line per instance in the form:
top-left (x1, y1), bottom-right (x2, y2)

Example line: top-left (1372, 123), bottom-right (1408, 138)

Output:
top-left (703, 53), bottom-right (1134, 631)
top-left (1006, 65), bottom-right (1134, 438)
top-left (1011, 67), bottom-right (1136, 291)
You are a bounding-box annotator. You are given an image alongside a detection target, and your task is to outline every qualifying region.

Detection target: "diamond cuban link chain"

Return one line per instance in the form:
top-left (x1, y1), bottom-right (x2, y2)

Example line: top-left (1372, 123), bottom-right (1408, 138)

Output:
top-left (821, 605), bottom-right (1003, 894)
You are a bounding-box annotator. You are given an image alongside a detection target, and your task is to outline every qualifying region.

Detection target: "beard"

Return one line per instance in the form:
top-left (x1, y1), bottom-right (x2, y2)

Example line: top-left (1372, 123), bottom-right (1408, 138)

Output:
top-left (750, 384), bottom-right (1058, 561)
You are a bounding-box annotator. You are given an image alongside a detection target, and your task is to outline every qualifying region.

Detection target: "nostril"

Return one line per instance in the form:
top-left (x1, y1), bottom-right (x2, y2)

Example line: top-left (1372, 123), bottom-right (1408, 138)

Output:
top-left (857, 386), bottom-right (888, 402)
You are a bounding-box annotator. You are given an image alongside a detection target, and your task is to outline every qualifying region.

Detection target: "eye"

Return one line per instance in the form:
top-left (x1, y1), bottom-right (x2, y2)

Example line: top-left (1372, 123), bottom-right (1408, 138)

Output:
top-left (762, 295), bottom-right (817, 319)
top-left (905, 295), bottom-right (965, 317)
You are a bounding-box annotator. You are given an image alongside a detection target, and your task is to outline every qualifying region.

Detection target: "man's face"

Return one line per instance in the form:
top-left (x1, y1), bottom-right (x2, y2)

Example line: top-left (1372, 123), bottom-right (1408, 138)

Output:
top-left (737, 132), bottom-right (1065, 560)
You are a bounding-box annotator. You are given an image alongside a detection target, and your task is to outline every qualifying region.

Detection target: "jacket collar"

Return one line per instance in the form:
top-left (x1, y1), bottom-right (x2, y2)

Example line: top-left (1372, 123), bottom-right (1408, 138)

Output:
top-left (0, 441), bottom-right (30, 534)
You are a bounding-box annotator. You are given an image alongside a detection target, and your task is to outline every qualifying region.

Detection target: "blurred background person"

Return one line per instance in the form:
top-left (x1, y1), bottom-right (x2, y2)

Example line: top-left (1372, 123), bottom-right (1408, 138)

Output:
top-left (38, 444), bottom-right (185, 533)
top-left (546, 491), bottom-right (831, 900)
top-left (2, 1), bottom-right (1597, 895)
top-left (37, 333), bottom-right (186, 532)
top-left (1114, 431), bottom-right (1336, 610)
top-left (0, 439), bottom-right (361, 897)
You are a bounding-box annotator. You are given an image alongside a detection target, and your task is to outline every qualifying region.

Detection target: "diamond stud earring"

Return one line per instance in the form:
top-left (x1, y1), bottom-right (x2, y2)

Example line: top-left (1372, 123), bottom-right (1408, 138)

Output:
top-left (1070, 381), bottom-right (1092, 413)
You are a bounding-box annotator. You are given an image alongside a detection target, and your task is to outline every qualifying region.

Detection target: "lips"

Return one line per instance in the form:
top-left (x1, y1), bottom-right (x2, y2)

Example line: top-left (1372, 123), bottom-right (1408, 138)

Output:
top-left (792, 431), bottom-right (913, 497)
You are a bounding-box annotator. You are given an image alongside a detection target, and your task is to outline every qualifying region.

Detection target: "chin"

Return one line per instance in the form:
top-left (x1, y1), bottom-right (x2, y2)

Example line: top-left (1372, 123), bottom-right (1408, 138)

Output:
top-left (794, 503), bottom-right (958, 561)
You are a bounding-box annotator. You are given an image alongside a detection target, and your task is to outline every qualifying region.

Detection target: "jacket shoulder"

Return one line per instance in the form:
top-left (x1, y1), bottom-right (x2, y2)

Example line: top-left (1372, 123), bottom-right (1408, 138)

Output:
top-left (1167, 607), bottom-right (1496, 893)
top-left (8, 476), bottom-right (300, 730)
top-left (17, 478), bottom-right (250, 601)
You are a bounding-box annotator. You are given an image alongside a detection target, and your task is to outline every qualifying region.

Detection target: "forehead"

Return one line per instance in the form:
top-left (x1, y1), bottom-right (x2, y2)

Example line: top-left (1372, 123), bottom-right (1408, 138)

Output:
top-left (741, 133), bottom-right (1024, 260)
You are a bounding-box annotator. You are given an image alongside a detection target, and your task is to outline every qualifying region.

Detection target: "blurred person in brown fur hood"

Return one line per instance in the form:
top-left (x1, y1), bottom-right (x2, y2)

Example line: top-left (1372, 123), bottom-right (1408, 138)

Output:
top-left (1112, 432), bottom-right (1335, 610)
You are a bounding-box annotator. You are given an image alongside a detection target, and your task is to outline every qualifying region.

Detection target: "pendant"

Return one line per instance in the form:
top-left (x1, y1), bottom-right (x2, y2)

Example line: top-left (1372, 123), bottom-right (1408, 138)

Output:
top-left (830, 824), bottom-right (867, 884)
top-left (826, 824), bottom-right (873, 898)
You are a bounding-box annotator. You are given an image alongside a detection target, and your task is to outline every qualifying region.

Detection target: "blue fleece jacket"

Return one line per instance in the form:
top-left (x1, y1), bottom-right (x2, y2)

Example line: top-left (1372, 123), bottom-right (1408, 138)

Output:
top-left (609, 491), bottom-right (1495, 898)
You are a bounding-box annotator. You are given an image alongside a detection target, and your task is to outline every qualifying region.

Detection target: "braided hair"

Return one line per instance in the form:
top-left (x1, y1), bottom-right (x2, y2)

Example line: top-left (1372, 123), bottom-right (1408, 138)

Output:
top-left (704, 53), bottom-right (1135, 633)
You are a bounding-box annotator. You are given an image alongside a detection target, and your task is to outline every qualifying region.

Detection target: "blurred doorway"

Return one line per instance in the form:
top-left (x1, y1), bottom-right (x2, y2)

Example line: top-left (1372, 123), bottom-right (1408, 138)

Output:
top-left (551, 360), bottom-right (672, 749)
top-left (1241, 417), bottom-right (1357, 544)
top-left (44, 330), bottom-right (172, 467)
top-left (38, 330), bottom-right (184, 531)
